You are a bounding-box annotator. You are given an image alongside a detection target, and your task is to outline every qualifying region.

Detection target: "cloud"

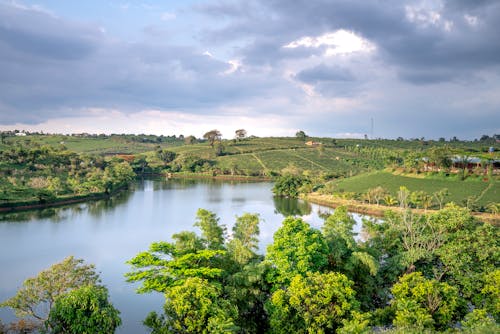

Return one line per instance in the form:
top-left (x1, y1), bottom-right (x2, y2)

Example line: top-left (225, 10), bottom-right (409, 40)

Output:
top-left (0, 0), bottom-right (499, 139)
top-left (283, 29), bottom-right (375, 56)
top-left (295, 64), bottom-right (355, 84)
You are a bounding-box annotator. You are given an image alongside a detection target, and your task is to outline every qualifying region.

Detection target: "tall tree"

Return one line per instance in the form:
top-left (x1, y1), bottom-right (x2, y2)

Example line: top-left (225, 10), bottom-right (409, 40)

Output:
top-left (203, 130), bottom-right (222, 147)
top-left (235, 129), bottom-right (247, 140)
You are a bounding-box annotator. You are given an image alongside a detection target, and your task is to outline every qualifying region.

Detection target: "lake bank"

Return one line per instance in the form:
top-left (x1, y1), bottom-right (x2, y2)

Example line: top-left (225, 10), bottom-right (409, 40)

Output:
top-left (306, 193), bottom-right (500, 225)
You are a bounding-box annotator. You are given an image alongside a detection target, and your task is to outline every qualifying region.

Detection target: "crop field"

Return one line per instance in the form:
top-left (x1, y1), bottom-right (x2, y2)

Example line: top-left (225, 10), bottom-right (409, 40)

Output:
top-left (332, 171), bottom-right (497, 206)
top-left (5, 135), bottom-right (166, 154)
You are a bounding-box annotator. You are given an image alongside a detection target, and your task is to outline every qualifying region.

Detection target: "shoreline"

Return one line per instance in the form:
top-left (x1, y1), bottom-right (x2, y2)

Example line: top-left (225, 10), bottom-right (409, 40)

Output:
top-left (306, 193), bottom-right (500, 225)
top-left (0, 174), bottom-right (272, 213)
top-left (0, 193), bottom-right (109, 213)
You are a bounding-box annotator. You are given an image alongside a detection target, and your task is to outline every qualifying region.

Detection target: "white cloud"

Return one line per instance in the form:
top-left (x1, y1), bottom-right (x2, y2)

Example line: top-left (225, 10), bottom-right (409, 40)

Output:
top-left (224, 59), bottom-right (242, 74)
top-left (405, 4), bottom-right (453, 32)
top-left (0, 108), bottom-right (294, 138)
top-left (283, 29), bottom-right (375, 56)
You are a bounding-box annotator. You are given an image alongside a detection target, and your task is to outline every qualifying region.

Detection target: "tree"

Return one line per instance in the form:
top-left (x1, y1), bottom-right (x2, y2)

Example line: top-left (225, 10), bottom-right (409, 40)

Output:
top-left (266, 217), bottom-right (329, 285)
top-left (295, 130), bottom-right (307, 141)
top-left (46, 285), bottom-right (121, 334)
top-left (266, 272), bottom-right (360, 334)
top-left (214, 142), bottom-right (225, 157)
top-left (391, 272), bottom-right (459, 331)
top-left (156, 149), bottom-right (176, 164)
top-left (195, 209), bottom-right (226, 250)
top-left (1, 256), bottom-right (100, 322)
top-left (203, 130), bottom-right (222, 147)
top-left (184, 135), bottom-right (197, 145)
top-left (235, 129), bottom-right (247, 140)
top-left (365, 186), bottom-right (387, 205)
top-left (227, 213), bottom-right (260, 265)
top-left (433, 188), bottom-right (449, 210)
top-left (397, 186), bottom-right (411, 208)
top-left (144, 277), bottom-right (238, 334)
top-left (272, 175), bottom-right (309, 198)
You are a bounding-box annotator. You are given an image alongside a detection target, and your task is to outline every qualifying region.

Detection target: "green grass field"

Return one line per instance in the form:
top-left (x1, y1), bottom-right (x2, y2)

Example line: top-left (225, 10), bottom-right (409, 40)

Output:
top-left (332, 171), bottom-right (497, 206)
top-left (4, 135), bottom-right (181, 154)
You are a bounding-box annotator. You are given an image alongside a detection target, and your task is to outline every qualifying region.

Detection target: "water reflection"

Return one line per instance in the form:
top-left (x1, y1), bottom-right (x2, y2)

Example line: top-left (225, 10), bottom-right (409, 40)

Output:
top-left (0, 189), bottom-right (133, 223)
top-left (273, 196), bottom-right (312, 217)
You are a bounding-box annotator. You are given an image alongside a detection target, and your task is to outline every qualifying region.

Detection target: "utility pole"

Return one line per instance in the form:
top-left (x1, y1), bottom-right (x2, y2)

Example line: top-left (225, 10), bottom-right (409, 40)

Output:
top-left (370, 117), bottom-right (374, 139)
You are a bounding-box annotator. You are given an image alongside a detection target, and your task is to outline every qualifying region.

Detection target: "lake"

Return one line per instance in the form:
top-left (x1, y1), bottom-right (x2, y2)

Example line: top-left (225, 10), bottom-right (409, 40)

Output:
top-left (0, 178), bottom-right (366, 333)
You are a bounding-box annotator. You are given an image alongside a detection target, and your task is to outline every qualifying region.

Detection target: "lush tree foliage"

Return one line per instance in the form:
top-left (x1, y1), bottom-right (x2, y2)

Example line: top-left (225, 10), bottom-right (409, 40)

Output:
top-left (46, 285), bottom-right (121, 334)
top-left (272, 175), bottom-right (310, 198)
top-left (266, 272), bottom-right (360, 334)
top-left (391, 272), bottom-right (459, 330)
top-left (0, 257), bottom-right (100, 321)
top-left (266, 217), bottom-right (329, 285)
top-left (1, 257), bottom-right (120, 333)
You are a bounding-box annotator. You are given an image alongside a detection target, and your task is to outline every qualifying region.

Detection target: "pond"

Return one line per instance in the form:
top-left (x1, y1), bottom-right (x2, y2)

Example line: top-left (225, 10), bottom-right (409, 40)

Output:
top-left (0, 178), bottom-right (367, 333)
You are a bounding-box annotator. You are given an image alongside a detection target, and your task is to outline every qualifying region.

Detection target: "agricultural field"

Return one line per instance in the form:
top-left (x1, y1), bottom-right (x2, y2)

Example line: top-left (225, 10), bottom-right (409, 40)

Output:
top-left (332, 170), bottom-right (497, 206)
top-left (3, 134), bottom-right (183, 154)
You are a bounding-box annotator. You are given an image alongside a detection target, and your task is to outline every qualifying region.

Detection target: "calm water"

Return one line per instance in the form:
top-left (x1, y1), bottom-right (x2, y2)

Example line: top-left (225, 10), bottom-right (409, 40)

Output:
top-left (0, 178), bottom-right (365, 333)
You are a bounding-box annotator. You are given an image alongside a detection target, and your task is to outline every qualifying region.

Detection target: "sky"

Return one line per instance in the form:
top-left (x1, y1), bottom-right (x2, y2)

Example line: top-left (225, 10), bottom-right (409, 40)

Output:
top-left (0, 0), bottom-right (499, 140)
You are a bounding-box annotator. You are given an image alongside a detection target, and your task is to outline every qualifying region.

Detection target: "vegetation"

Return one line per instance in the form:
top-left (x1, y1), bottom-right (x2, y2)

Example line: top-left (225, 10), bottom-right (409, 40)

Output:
top-left (120, 205), bottom-right (499, 333)
top-left (0, 141), bottom-right (135, 208)
top-left (0, 257), bottom-right (120, 333)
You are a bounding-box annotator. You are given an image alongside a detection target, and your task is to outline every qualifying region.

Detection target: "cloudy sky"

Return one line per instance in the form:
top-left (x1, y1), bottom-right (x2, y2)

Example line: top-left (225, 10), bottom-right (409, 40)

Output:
top-left (0, 0), bottom-right (499, 139)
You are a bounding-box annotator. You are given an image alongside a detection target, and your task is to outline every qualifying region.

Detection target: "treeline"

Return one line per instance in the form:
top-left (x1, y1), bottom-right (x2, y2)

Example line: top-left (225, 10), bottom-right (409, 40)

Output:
top-left (0, 143), bottom-right (135, 206)
top-left (3, 205), bottom-right (497, 333)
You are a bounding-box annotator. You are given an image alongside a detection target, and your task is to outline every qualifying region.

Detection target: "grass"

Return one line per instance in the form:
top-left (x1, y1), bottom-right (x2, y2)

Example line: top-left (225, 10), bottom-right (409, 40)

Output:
top-left (4, 135), bottom-right (180, 154)
top-left (332, 171), bottom-right (497, 206)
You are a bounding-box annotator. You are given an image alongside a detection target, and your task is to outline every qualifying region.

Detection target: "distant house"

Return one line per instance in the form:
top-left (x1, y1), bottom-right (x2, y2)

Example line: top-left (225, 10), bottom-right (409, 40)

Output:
top-left (15, 132), bottom-right (26, 136)
top-left (305, 140), bottom-right (321, 147)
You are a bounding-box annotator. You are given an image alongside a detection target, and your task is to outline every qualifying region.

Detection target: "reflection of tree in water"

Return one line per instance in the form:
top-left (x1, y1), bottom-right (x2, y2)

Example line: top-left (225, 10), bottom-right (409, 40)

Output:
top-left (273, 196), bottom-right (312, 217)
top-left (0, 190), bottom-right (134, 223)
top-left (85, 190), bottom-right (133, 218)
top-left (0, 205), bottom-right (83, 223)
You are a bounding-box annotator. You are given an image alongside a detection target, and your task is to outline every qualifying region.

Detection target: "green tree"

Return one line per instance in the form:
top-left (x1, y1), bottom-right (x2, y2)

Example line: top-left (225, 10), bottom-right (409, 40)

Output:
top-left (480, 269), bottom-right (500, 322)
top-left (45, 285), bottom-right (121, 334)
top-left (433, 188), bottom-right (449, 210)
top-left (144, 277), bottom-right (238, 334)
top-left (267, 272), bottom-right (360, 334)
top-left (272, 175), bottom-right (309, 198)
top-left (156, 149), bottom-right (176, 164)
top-left (295, 130), bottom-right (307, 141)
top-left (195, 209), bottom-right (226, 250)
top-left (391, 272), bottom-right (459, 330)
top-left (227, 213), bottom-right (260, 265)
top-left (1, 257), bottom-right (100, 322)
top-left (266, 217), bottom-right (329, 285)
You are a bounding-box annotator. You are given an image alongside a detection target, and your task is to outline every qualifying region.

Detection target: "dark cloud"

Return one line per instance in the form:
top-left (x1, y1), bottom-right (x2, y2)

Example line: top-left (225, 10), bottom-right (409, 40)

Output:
top-left (0, 3), bottom-right (100, 60)
top-left (296, 64), bottom-right (355, 84)
top-left (199, 0), bottom-right (500, 84)
top-left (0, 2), bottom-right (284, 124)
